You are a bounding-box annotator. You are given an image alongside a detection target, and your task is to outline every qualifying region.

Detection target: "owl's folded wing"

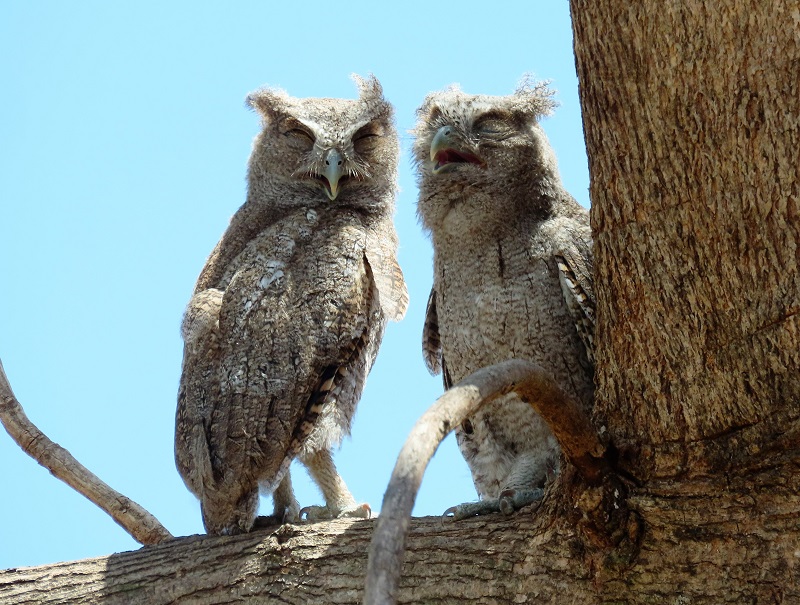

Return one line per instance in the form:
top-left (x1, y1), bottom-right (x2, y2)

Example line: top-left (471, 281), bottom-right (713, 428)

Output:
top-left (422, 288), bottom-right (442, 375)
top-left (366, 228), bottom-right (409, 322)
top-left (555, 227), bottom-right (595, 364)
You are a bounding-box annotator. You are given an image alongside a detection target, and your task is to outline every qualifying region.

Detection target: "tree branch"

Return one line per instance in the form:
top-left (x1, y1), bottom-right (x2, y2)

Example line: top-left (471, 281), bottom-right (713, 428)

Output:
top-left (0, 358), bottom-right (173, 546)
top-left (2, 465), bottom-right (797, 603)
top-left (364, 359), bottom-right (607, 605)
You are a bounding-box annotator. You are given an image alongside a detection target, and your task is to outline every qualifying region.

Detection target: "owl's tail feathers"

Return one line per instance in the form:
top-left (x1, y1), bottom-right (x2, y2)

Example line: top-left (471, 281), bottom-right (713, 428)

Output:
top-left (199, 483), bottom-right (260, 536)
top-left (179, 422), bottom-right (260, 536)
top-left (177, 417), bottom-right (262, 536)
top-left (184, 421), bottom-right (216, 493)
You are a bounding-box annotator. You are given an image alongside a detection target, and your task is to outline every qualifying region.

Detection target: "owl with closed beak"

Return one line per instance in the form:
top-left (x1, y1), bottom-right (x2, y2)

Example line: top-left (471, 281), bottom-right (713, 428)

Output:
top-left (175, 75), bottom-right (408, 535)
top-left (412, 79), bottom-right (595, 518)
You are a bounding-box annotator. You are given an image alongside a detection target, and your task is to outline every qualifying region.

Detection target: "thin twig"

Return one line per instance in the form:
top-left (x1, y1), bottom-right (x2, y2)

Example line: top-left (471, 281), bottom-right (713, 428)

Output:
top-left (0, 358), bottom-right (173, 546)
top-left (363, 359), bottom-right (607, 605)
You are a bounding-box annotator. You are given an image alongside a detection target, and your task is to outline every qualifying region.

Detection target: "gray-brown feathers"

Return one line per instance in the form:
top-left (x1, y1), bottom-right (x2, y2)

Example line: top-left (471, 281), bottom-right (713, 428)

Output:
top-left (422, 289), bottom-right (442, 375)
top-left (413, 79), bottom-right (594, 501)
top-left (175, 75), bottom-right (407, 535)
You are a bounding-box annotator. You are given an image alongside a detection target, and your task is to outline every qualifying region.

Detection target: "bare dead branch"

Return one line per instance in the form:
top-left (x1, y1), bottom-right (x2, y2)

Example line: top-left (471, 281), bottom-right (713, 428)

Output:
top-left (0, 358), bottom-right (173, 546)
top-left (363, 358), bottom-right (607, 605)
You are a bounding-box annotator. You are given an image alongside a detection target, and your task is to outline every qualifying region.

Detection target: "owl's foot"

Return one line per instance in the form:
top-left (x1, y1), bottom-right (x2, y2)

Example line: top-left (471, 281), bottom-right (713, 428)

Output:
top-left (299, 502), bottom-right (372, 522)
top-left (442, 499), bottom-right (501, 520)
top-left (443, 488), bottom-right (544, 521)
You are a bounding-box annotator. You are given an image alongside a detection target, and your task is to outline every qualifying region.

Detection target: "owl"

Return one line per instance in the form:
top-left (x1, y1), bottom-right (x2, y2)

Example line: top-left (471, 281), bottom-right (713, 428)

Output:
top-left (175, 75), bottom-right (408, 535)
top-left (412, 79), bottom-right (595, 518)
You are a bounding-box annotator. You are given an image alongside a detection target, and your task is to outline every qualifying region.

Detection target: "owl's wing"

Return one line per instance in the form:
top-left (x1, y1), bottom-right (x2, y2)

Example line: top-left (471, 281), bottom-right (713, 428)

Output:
top-left (366, 228), bottom-right (409, 322)
top-left (422, 287), bottom-right (454, 389)
top-left (422, 288), bottom-right (442, 375)
top-left (175, 289), bottom-right (225, 497)
top-left (181, 221), bottom-right (380, 507)
top-left (555, 228), bottom-right (595, 364)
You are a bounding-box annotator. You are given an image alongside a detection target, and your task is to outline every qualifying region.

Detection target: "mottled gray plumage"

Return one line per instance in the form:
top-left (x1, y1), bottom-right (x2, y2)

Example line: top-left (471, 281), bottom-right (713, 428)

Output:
top-left (413, 79), bottom-right (594, 513)
top-left (176, 75), bottom-right (407, 535)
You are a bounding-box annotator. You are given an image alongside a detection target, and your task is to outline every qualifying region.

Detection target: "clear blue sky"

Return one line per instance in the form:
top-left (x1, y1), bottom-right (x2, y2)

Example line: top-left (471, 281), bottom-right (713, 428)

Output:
top-left (0, 1), bottom-right (589, 569)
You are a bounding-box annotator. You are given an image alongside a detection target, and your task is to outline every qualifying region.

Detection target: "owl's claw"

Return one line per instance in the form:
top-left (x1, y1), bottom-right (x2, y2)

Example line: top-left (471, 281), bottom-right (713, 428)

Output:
top-left (442, 499), bottom-right (503, 520)
top-left (498, 489), bottom-right (517, 516)
top-left (442, 505), bottom-right (459, 521)
top-left (442, 488), bottom-right (544, 521)
top-left (299, 502), bottom-right (372, 522)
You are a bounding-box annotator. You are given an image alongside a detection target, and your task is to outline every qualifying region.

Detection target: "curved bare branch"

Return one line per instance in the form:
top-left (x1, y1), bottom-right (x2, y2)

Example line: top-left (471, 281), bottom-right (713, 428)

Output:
top-left (0, 358), bottom-right (173, 546)
top-left (364, 358), bottom-right (607, 605)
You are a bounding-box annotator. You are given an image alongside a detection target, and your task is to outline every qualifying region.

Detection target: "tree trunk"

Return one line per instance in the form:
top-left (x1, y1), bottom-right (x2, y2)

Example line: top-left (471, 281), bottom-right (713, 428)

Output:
top-left (573, 0), bottom-right (800, 479)
top-left (2, 0), bottom-right (799, 603)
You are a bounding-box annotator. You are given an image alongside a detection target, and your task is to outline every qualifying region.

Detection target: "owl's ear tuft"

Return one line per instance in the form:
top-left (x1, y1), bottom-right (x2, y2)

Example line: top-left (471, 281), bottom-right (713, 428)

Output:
top-left (352, 74), bottom-right (393, 119)
top-left (413, 90), bottom-right (445, 128)
top-left (512, 74), bottom-right (558, 117)
top-left (245, 87), bottom-right (290, 119)
top-left (351, 73), bottom-right (383, 102)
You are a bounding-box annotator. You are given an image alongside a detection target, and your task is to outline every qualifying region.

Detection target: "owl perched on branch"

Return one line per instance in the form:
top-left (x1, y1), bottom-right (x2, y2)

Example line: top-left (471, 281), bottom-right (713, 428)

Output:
top-left (175, 75), bottom-right (408, 535)
top-left (413, 78), bottom-right (595, 518)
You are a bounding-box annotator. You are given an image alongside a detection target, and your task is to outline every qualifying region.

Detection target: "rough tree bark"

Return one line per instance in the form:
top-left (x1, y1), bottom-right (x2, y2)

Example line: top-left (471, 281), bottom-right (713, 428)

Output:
top-left (2, 1), bottom-right (799, 603)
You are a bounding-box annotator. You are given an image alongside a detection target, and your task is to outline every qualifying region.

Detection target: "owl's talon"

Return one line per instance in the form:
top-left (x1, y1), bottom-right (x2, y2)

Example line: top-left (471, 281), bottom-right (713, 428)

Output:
top-left (499, 490), bottom-right (516, 516)
top-left (502, 487), bottom-right (545, 515)
top-left (346, 502), bottom-right (372, 519)
top-left (299, 505), bottom-right (321, 521)
top-left (442, 506), bottom-right (459, 521)
top-left (299, 502), bottom-right (371, 522)
top-left (441, 499), bottom-right (500, 520)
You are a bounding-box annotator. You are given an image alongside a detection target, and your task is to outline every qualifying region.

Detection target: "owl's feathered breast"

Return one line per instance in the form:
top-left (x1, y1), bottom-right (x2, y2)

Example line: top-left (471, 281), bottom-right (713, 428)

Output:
top-left (434, 233), bottom-right (563, 376)
top-left (434, 213), bottom-right (592, 385)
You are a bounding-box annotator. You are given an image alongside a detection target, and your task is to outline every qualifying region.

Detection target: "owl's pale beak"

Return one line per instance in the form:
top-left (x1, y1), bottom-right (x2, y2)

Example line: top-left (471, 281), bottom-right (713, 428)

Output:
top-left (322, 148), bottom-right (344, 200)
top-left (430, 126), bottom-right (483, 174)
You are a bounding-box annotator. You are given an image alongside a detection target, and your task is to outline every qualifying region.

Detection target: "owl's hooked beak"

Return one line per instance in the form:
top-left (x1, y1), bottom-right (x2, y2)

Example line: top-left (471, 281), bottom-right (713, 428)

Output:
top-left (321, 148), bottom-right (345, 200)
top-left (430, 126), bottom-right (484, 174)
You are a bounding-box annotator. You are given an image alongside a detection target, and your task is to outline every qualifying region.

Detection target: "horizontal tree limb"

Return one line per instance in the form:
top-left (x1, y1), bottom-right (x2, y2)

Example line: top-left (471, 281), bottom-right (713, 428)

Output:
top-left (2, 473), bottom-right (798, 605)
